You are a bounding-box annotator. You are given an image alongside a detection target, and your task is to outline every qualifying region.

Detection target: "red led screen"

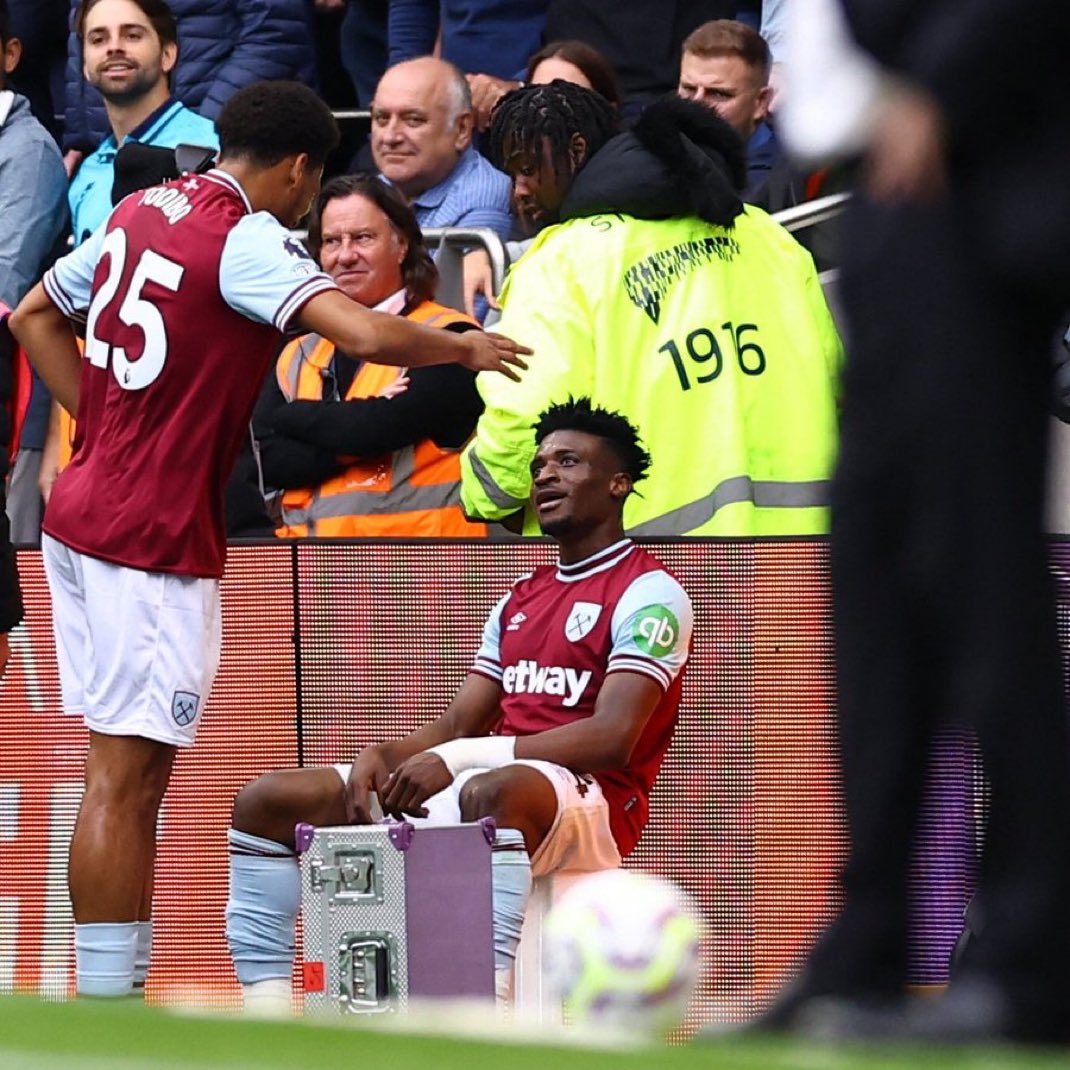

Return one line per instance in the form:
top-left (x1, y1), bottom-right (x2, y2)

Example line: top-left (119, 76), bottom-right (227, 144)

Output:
top-left (0, 540), bottom-right (980, 1024)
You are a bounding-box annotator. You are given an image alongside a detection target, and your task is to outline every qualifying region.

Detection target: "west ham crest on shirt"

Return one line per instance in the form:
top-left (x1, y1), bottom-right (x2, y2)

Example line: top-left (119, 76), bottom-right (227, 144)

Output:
top-left (565, 601), bottom-right (602, 642)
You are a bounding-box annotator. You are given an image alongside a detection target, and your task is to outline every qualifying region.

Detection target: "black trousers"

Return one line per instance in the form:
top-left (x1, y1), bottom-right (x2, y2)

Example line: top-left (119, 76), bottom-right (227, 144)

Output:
top-left (806, 194), bottom-right (1070, 1015)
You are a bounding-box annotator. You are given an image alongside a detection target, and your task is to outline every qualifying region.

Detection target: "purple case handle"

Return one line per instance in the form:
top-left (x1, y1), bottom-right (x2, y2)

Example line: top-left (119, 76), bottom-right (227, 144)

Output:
top-left (387, 820), bottom-right (415, 851)
top-left (294, 822), bottom-right (316, 853)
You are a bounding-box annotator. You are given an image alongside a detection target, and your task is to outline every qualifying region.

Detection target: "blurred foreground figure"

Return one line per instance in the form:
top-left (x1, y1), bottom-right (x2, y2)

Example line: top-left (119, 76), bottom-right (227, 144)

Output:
top-left (752, 0), bottom-right (1070, 1045)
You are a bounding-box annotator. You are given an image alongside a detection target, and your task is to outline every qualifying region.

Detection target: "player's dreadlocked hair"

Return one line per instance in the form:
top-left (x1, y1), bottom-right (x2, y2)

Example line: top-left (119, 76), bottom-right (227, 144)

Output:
top-left (534, 397), bottom-right (652, 484)
top-left (486, 82), bottom-right (620, 182)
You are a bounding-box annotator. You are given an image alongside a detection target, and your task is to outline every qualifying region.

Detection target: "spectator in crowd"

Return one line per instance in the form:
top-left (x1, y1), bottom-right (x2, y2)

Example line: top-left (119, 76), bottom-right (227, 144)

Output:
top-left (544, 0), bottom-right (737, 120)
top-left (225, 395), bottom-right (692, 1014)
top-left (526, 39), bottom-right (621, 110)
top-left (7, 0), bottom-right (68, 139)
top-left (254, 173), bottom-right (488, 537)
top-left (677, 20), bottom-right (778, 205)
top-left (678, 19), bottom-right (848, 250)
top-left (0, 0), bottom-right (29, 647)
top-left (0, 3), bottom-right (67, 313)
top-left (0, 0), bottom-right (69, 544)
top-left (370, 56), bottom-right (512, 241)
top-left (460, 39), bottom-right (622, 318)
top-left (39, 0), bottom-right (220, 529)
top-left (66, 0), bottom-right (219, 246)
top-left (387, 0), bottom-right (548, 131)
top-left (333, 0), bottom-right (388, 110)
top-left (461, 83), bottom-right (842, 537)
top-left (63, 0), bottom-right (314, 165)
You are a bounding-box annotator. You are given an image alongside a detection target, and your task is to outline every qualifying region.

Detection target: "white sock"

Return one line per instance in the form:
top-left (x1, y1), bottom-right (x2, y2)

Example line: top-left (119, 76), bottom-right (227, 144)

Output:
top-left (491, 828), bottom-right (531, 1004)
top-left (75, 922), bottom-right (138, 997)
top-left (242, 977), bottom-right (293, 1018)
top-left (133, 919), bottom-right (152, 993)
top-left (226, 828), bottom-right (300, 988)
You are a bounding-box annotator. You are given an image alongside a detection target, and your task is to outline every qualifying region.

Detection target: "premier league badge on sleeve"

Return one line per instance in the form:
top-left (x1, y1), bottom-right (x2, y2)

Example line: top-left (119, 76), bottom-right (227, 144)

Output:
top-left (283, 235), bottom-right (318, 277)
top-left (171, 690), bottom-right (201, 727)
top-left (565, 601), bottom-right (602, 642)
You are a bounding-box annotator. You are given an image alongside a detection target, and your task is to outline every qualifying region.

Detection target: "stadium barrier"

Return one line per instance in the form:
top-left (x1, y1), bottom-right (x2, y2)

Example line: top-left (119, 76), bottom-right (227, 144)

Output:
top-left (0, 538), bottom-right (994, 1025)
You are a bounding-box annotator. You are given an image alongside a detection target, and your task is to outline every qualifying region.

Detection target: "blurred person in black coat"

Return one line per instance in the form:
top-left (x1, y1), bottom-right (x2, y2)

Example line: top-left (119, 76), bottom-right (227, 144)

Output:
top-left (742, 0), bottom-right (1070, 1045)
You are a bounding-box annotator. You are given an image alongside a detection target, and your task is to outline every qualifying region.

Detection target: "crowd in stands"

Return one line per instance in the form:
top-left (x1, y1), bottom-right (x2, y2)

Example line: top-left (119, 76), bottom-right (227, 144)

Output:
top-left (1, 0), bottom-right (846, 548)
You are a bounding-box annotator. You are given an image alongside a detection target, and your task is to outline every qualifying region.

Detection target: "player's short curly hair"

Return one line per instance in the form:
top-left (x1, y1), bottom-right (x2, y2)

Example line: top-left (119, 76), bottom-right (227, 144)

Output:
top-left (534, 397), bottom-right (652, 484)
top-left (216, 81), bottom-right (340, 170)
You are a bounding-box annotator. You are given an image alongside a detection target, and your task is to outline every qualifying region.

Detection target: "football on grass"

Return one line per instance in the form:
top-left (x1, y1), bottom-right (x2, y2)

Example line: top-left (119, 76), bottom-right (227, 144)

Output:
top-left (542, 869), bottom-right (702, 1038)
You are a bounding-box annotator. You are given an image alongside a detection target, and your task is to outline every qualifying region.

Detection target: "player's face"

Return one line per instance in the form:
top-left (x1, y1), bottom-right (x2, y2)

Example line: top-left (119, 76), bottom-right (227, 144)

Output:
top-left (318, 194), bottom-right (407, 307)
top-left (81, 0), bottom-right (176, 107)
top-left (531, 430), bottom-right (630, 539)
top-left (677, 52), bottom-right (770, 140)
top-left (371, 63), bottom-right (473, 198)
top-left (505, 136), bottom-right (579, 236)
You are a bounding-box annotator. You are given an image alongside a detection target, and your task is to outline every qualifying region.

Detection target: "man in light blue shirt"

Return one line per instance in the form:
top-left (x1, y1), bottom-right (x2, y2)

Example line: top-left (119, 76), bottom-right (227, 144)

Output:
top-left (371, 56), bottom-right (512, 241)
top-left (68, 0), bottom-right (217, 246)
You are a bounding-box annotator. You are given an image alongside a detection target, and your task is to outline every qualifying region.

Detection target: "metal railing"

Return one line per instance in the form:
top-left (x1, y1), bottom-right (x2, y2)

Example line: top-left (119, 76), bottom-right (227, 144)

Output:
top-left (771, 191), bottom-right (851, 233)
top-left (422, 226), bottom-right (509, 311)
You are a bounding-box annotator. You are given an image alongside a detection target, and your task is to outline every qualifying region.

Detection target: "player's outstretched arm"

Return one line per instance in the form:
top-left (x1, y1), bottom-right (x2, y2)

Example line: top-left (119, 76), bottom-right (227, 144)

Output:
top-left (345, 672), bottom-right (503, 823)
top-left (9, 284), bottom-right (82, 417)
top-left (297, 291), bottom-right (530, 379)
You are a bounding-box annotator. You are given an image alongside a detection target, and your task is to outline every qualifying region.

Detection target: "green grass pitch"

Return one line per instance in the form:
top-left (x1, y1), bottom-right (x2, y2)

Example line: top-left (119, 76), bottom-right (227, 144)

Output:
top-left (1, 996), bottom-right (1068, 1070)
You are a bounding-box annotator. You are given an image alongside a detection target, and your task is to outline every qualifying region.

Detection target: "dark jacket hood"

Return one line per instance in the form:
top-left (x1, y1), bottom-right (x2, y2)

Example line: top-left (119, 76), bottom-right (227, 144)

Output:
top-left (560, 97), bottom-right (747, 227)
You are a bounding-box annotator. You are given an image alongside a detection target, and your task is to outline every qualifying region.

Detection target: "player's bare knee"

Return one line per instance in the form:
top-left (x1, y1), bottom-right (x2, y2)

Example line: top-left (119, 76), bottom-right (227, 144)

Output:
top-left (82, 744), bottom-right (173, 816)
top-left (457, 771), bottom-right (506, 823)
top-left (231, 772), bottom-right (290, 836)
top-left (458, 768), bottom-right (542, 827)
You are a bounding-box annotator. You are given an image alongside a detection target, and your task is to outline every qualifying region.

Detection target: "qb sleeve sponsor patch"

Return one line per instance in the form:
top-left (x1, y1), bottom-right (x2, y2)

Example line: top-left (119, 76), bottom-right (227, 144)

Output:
top-left (608, 571), bottom-right (693, 689)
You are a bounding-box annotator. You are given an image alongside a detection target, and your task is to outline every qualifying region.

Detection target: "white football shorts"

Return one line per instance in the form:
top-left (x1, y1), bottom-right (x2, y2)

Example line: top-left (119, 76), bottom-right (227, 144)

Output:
top-left (42, 533), bottom-right (222, 747)
top-left (333, 757), bottom-right (622, 877)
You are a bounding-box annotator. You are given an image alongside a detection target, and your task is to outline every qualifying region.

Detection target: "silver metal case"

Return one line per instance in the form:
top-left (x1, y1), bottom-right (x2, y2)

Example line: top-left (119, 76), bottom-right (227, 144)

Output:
top-left (298, 820), bottom-right (496, 1015)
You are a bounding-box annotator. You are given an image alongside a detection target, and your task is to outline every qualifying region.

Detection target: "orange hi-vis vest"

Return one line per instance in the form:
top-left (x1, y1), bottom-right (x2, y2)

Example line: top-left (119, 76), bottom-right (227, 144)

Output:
top-left (274, 300), bottom-right (487, 538)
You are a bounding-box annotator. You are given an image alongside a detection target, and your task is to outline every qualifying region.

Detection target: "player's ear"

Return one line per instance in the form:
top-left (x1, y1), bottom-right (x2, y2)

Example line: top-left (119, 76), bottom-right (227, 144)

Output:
top-left (610, 472), bottom-right (632, 501)
top-left (289, 152), bottom-right (311, 187)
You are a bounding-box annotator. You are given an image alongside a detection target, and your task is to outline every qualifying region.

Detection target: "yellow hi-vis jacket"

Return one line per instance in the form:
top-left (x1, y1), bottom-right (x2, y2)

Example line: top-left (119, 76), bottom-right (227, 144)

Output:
top-left (275, 300), bottom-right (487, 538)
top-left (461, 207), bottom-right (843, 535)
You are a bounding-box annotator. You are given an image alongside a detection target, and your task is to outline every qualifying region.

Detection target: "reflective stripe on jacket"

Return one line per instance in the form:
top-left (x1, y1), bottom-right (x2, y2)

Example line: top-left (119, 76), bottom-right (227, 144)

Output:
top-left (276, 301), bottom-right (487, 538)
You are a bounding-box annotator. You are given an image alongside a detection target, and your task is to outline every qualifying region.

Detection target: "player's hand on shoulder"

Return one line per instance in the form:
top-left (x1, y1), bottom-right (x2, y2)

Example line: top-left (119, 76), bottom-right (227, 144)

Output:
top-left (380, 751), bottom-right (453, 819)
top-left (345, 746), bottom-right (391, 824)
top-left (459, 330), bottom-right (531, 382)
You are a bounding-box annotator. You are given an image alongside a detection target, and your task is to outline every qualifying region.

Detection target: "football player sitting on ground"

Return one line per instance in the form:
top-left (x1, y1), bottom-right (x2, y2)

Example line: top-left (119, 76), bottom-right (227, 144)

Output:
top-left (226, 397), bottom-right (693, 1013)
